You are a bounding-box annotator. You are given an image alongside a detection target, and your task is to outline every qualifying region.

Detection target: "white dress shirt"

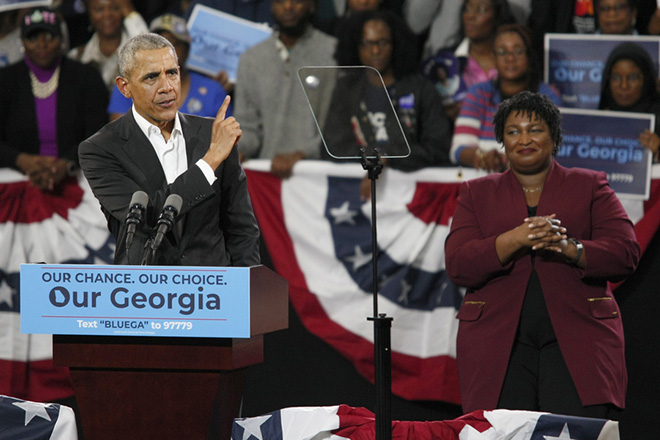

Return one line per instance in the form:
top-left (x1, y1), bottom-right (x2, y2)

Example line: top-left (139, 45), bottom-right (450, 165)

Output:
top-left (132, 106), bottom-right (216, 185)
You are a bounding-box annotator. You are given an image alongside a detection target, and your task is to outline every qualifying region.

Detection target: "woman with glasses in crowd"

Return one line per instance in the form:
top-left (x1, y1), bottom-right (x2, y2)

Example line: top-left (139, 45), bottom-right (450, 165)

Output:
top-left (594, 0), bottom-right (638, 35)
top-left (450, 24), bottom-right (561, 172)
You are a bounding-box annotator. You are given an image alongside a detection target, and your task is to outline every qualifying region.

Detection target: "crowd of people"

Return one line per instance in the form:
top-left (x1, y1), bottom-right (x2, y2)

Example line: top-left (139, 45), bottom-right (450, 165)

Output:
top-left (0, 0), bottom-right (657, 430)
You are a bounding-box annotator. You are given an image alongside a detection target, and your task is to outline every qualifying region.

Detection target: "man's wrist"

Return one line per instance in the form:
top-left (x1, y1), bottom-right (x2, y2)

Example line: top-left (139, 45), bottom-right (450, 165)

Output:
top-left (197, 158), bottom-right (217, 185)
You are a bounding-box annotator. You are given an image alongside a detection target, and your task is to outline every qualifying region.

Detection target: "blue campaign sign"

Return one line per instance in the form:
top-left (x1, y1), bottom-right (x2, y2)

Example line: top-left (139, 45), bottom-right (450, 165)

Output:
top-left (20, 264), bottom-right (252, 338)
top-left (0, 0), bottom-right (51, 13)
top-left (186, 4), bottom-right (272, 81)
top-left (545, 34), bottom-right (660, 109)
top-left (556, 108), bottom-right (653, 199)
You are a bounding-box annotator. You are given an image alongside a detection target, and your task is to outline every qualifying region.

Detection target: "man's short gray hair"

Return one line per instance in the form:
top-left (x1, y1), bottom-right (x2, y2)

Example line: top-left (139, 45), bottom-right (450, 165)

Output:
top-left (118, 33), bottom-right (178, 78)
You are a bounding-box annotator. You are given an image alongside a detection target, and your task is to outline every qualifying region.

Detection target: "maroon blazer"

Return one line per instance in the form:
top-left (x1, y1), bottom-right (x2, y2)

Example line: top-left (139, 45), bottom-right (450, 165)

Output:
top-left (445, 160), bottom-right (640, 412)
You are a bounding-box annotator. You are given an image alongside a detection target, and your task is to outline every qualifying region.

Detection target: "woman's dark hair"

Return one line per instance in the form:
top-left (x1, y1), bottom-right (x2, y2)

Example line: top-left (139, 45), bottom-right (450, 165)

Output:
top-left (493, 91), bottom-right (563, 149)
top-left (598, 42), bottom-right (659, 111)
top-left (493, 24), bottom-right (540, 93)
top-left (334, 10), bottom-right (419, 79)
top-left (459, 0), bottom-right (516, 41)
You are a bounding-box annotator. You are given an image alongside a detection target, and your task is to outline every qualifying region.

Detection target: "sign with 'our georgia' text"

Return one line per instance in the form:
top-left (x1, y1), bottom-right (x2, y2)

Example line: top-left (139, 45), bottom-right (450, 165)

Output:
top-left (20, 264), bottom-right (251, 338)
top-left (556, 108), bottom-right (653, 200)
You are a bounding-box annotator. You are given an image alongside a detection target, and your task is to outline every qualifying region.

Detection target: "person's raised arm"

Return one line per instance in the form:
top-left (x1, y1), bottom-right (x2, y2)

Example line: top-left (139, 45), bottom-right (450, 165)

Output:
top-left (202, 96), bottom-right (242, 171)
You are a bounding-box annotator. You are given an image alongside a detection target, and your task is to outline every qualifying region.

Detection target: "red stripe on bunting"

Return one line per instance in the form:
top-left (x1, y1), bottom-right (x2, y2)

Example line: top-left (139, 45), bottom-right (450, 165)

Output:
top-left (0, 177), bottom-right (83, 224)
top-left (0, 359), bottom-right (73, 402)
top-left (407, 182), bottom-right (461, 226)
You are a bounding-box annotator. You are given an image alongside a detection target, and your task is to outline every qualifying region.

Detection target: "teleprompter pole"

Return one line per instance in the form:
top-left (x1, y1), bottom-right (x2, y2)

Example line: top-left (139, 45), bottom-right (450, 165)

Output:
top-left (361, 148), bottom-right (392, 440)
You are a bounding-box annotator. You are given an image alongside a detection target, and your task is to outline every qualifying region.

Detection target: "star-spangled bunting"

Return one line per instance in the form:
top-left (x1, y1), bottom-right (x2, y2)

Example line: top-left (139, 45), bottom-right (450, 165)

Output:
top-left (232, 406), bottom-right (620, 440)
top-left (331, 201), bottom-right (359, 225)
top-left (0, 170), bottom-right (114, 402)
top-left (544, 425), bottom-right (576, 440)
top-left (234, 414), bottom-right (272, 440)
top-left (345, 245), bottom-right (372, 272)
top-left (12, 400), bottom-right (52, 425)
top-left (0, 395), bottom-right (78, 440)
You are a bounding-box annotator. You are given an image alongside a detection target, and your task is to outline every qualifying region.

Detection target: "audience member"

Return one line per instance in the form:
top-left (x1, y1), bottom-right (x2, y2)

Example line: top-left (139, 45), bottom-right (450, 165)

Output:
top-left (594, 0), bottom-right (637, 35)
top-left (450, 24), bottom-right (560, 172)
top-left (529, 0), bottom-right (659, 70)
top-left (455, 0), bottom-right (515, 90)
top-left (598, 0), bottom-right (660, 35)
top-left (599, 42), bottom-right (660, 162)
top-left (0, 6), bottom-right (109, 190)
top-left (445, 90), bottom-right (639, 418)
top-left (324, 9), bottom-right (451, 197)
top-left (421, 0), bottom-right (515, 121)
top-left (68, 0), bottom-right (147, 92)
top-left (404, 0), bottom-right (528, 61)
top-left (234, 0), bottom-right (336, 178)
top-left (108, 13), bottom-right (230, 120)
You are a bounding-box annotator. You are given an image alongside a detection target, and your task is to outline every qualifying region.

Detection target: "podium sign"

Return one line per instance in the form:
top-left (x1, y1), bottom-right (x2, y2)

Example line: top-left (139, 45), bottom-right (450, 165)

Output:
top-left (25, 264), bottom-right (289, 439)
top-left (20, 264), bottom-right (257, 338)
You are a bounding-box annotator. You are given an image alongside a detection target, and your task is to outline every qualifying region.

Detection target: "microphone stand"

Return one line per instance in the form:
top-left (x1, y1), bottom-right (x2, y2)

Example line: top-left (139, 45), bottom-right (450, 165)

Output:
top-left (140, 239), bottom-right (155, 266)
top-left (360, 147), bottom-right (392, 440)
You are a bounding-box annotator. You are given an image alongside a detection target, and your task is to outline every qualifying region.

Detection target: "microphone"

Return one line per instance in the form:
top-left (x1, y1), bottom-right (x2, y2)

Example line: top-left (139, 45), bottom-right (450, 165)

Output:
top-left (125, 191), bottom-right (148, 252)
top-left (150, 194), bottom-right (183, 252)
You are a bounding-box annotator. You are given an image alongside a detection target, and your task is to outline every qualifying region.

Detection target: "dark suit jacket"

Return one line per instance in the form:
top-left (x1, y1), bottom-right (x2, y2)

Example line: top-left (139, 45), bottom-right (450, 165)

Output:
top-left (0, 58), bottom-right (108, 169)
top-left (445, 161), bottom-right (639, 412)
top-left (78, 110), bottom-right (260, 267)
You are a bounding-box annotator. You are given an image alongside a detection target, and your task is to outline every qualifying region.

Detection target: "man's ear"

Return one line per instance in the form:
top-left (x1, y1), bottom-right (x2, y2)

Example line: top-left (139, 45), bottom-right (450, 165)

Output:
top-left (116, 76), bottom-right (131, 99)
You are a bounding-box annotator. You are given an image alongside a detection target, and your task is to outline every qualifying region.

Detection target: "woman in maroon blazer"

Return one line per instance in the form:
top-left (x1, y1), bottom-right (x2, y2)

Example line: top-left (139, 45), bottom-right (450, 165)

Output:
top-left (445, 91), bottom-right (640, 419)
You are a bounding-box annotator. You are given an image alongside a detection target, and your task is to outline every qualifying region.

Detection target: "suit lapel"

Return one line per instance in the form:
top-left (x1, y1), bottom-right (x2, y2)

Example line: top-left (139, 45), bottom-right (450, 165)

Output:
top-left (119, 111), bottom-right (168, 193)
top-left (178, 113), bottom-right (210, 244)
top-left (180, 113), bottom-right (208, 167)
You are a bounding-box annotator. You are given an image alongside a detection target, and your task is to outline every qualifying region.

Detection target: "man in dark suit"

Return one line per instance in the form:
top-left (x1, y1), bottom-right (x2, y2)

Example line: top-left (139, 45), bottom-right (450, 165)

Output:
top-left (79, 33), bottom-right (260, 267)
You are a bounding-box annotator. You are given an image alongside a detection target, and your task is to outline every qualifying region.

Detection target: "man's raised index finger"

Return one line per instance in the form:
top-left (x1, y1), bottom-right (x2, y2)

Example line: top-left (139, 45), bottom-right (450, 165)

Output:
top-left (216, 95), bottom-right (231, 121)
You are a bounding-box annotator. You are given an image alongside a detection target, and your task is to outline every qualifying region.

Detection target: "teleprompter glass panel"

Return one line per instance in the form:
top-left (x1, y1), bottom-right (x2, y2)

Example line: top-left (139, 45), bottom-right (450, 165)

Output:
top-left (298, 66), bottom-right (411, 160)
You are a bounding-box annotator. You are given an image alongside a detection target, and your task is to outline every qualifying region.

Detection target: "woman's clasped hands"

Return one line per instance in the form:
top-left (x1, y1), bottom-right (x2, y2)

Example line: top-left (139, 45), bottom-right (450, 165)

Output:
top-left (522, 214), bottom-right (567, 253)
